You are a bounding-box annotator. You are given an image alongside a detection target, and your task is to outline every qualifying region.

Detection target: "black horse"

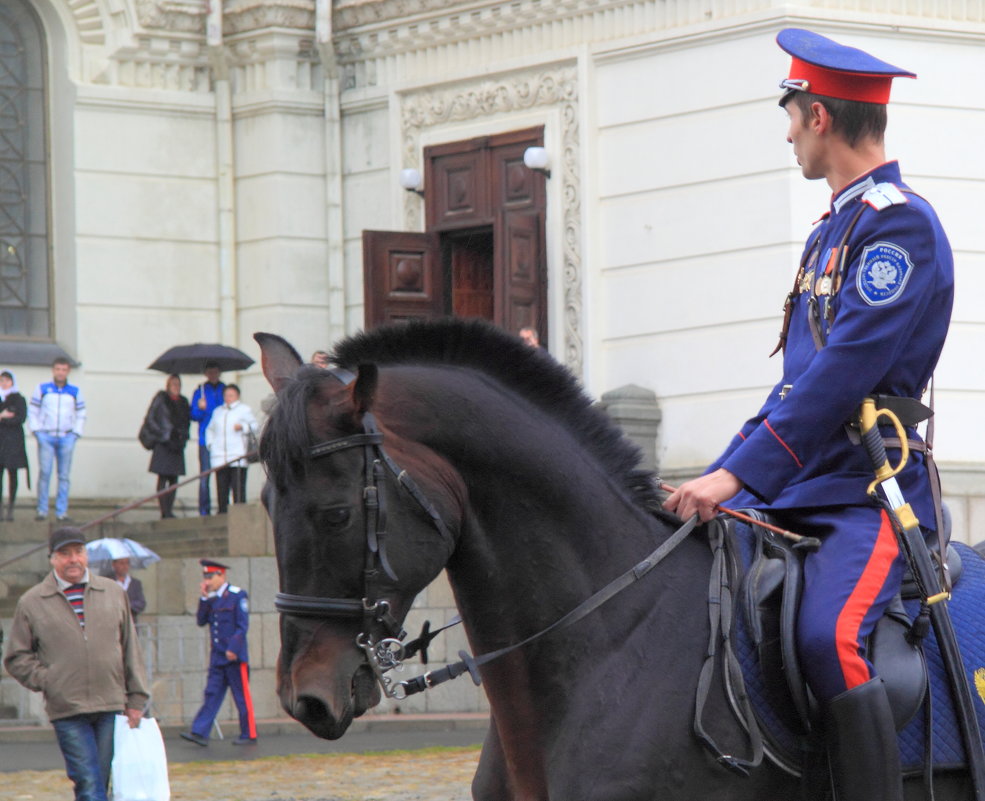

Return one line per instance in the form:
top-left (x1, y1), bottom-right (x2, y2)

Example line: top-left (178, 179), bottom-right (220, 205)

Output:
top-left (256, 319), bottom-right (971, 800)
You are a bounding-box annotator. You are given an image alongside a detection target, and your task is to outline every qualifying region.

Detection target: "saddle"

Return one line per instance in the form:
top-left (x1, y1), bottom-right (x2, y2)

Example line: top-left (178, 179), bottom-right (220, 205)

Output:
top-left (713, 508), bottom-right (966, 776)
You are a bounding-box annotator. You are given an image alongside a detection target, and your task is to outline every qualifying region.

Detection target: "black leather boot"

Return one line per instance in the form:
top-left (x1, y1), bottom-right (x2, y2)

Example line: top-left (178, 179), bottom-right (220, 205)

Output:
top-left (825, 677), bottom-right (903, 801)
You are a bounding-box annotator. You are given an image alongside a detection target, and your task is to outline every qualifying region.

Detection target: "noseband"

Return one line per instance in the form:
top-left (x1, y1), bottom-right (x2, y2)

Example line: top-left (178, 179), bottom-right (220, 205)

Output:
top-left (273, 367), bottom-right (455, 699)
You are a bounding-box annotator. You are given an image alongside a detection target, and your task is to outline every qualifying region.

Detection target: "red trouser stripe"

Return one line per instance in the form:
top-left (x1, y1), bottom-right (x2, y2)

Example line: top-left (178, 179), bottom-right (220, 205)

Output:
top-left (834, 511), bottom-right (898, 689)
top-left (239, 662), bottom-right (257, 739)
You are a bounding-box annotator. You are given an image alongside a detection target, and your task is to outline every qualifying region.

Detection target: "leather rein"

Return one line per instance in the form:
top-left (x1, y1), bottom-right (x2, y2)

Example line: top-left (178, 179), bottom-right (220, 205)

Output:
top-left (272, 367), bottom-right (700, 701)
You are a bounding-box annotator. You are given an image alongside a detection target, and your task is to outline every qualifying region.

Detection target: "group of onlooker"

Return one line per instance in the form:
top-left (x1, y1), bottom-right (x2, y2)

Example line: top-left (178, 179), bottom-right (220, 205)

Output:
top-left (0, 355), bottom-right (266, 521)
top-left (141, 361), bottom-right (258, 518)
top-left (0, 358), bottom-right (85, 522)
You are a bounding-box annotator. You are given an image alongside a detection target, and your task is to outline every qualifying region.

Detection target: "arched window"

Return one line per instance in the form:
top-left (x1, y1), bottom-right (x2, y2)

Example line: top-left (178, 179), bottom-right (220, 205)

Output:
top-left (0, 0), bottom-right (50, 339)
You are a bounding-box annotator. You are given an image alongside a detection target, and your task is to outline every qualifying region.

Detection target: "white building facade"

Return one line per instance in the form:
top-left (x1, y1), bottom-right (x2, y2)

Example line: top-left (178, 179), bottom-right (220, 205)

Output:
top-left (1, 0), bottom-right (984, 533)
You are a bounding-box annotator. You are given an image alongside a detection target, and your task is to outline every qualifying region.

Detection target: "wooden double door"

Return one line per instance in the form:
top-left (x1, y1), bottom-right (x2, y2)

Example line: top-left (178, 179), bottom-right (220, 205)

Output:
top-left (363, 127), bottom-right (547, 345)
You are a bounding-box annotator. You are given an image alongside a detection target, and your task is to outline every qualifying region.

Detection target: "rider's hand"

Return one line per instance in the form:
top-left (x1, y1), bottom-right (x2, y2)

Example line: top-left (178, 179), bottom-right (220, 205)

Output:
top-left (662, 469), bottom-right (741, 522)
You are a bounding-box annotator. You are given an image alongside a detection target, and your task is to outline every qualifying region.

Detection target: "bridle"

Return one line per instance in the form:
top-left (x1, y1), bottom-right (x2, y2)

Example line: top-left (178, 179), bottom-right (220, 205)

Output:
top-left (271, 365), bottom-right (700, 706)
top-left (272, 368), bottom-right (456, 700)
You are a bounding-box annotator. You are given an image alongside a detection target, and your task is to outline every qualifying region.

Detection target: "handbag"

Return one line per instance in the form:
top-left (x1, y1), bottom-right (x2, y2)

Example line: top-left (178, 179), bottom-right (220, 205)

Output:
top-left (111, 715), bottom-right (171, 801)
top-left (243, 428), bottom-right (260, 463)
top-left (137, 418), bottom-right (156, 451)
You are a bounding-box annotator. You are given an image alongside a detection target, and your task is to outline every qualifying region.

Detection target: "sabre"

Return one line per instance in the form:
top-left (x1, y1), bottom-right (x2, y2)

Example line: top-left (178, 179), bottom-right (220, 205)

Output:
top-left (858, 396), bottom-right (985, 800)
top-left (659, 482), bottom-right (820, 550)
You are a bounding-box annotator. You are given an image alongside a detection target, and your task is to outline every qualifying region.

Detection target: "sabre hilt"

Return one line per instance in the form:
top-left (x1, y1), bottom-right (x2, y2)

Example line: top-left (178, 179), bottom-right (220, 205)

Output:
top-left (858, 397), bottom-right (918, 528)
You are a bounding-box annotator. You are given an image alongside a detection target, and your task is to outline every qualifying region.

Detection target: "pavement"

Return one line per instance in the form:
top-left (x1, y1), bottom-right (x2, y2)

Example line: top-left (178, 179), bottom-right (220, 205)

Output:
top-left (0, 713), bottom-right (490, 773)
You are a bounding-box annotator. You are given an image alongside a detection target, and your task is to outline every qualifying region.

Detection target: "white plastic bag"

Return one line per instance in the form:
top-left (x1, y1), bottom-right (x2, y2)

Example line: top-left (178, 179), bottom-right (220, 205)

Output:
top-left (111, 715), bottom-right (171, 801)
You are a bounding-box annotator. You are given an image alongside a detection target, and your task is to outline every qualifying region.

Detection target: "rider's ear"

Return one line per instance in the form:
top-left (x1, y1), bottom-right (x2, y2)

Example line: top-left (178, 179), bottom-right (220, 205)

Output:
top-left (352, 363), bottom-right (378, 414)
top-left (255, 332), bottom-right (304, 392)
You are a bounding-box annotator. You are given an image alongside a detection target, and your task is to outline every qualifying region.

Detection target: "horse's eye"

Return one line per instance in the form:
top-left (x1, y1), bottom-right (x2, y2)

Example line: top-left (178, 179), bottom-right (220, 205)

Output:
top-left (317, 506), bottom-right (352, 528)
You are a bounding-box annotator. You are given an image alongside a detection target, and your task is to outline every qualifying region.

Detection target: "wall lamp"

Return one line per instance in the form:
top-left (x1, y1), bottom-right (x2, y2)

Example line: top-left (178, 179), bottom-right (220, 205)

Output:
top-left (399, 167), bottom-right (425, 197)
top-left (523, 146), bottom-right (551, 179)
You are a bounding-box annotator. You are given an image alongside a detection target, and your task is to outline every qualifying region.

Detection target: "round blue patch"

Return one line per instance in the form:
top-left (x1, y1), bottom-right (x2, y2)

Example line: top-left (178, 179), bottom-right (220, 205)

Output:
top-left (857, 241), bottom-right (913, 306)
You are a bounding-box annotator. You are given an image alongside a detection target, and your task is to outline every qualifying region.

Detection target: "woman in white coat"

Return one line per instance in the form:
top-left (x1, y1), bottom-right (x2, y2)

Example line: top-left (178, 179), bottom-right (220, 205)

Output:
top-left (205, 384), bottom-right (258, 513)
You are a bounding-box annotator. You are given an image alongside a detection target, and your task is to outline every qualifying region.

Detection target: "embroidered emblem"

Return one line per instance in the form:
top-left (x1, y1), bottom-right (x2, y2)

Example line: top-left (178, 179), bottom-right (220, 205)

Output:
top-left (857, 242), bottom-right (913, 306)
top-left (240, 597), bottom-right (249, 614)
top-left (975, 667), bottom-right (985, 706)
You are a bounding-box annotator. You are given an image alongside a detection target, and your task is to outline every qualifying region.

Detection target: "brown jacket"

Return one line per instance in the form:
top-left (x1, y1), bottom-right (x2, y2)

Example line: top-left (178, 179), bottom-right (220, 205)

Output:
top-left (3, 573), bottom-right (149, 721)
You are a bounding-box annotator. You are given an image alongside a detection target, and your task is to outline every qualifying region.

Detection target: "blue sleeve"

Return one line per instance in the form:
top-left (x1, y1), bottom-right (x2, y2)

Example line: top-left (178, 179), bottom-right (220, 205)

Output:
top-left (189, 387), bottom-right (205, 423)
top-left (196, 597), bottom-right (212, 627)
top-left (721, 204), bottom-right (945, 503)
top-left (227, 591), bottom-right (250, 662)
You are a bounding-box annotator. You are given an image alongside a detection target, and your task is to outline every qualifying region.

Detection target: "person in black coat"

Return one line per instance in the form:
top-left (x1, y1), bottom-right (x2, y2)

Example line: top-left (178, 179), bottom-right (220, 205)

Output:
top-left (0, 370), bottom-right (29, 521)
top-left (142, 374), bottom-right (191, 518)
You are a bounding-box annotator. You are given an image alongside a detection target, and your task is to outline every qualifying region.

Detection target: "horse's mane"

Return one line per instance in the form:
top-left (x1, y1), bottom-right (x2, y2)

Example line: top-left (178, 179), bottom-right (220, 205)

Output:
top-left (330, 318), bottom-right (671, 518)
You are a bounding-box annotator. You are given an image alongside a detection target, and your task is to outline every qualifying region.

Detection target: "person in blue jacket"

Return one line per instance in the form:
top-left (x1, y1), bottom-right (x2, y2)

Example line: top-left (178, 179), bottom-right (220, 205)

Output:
top-left (189, 362), bottom-right (225, 516)
top-left (180, 559), bottom-right (257, 746)
top-left (664, 29), bottom-right (953, 801)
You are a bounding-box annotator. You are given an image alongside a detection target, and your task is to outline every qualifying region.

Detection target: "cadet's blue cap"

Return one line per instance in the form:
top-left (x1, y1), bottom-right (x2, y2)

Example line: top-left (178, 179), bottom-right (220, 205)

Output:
top-left (777, 28), bottom-right (915, 105)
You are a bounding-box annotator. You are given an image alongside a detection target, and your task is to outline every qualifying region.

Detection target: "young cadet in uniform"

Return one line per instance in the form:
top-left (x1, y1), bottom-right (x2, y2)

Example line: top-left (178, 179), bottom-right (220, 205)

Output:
top-left (180, 559), bottom-right (257, 746)
top-left (663, 29), bottom-right (953, 801)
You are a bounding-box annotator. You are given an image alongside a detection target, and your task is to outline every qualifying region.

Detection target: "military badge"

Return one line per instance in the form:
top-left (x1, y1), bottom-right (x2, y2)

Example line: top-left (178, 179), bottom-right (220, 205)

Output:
top-left (800, 268), bottom-right (815, 293)
top-left (815, 275), bottom-right (832, 296)
top-left (857, 242), bottom-right (913, 306)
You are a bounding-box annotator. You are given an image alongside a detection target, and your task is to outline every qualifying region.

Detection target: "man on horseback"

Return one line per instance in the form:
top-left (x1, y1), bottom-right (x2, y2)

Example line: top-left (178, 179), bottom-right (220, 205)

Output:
top-left (663, 28), bottom-right (954, 801)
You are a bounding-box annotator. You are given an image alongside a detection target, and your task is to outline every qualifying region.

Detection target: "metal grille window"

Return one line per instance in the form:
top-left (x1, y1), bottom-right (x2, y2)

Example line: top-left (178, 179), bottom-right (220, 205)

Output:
top-left (0, 0), bottom-right (49, 339)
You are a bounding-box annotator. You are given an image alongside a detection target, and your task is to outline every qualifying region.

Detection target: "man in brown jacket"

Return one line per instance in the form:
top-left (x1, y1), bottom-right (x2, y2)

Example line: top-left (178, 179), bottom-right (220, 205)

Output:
top-left (4, 527), bottom-right (148, 801)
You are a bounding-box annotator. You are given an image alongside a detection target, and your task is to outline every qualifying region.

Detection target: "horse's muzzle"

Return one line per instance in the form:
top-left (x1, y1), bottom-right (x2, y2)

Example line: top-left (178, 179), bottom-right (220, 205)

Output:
top-left (281, 663), bottom-right (380, 740)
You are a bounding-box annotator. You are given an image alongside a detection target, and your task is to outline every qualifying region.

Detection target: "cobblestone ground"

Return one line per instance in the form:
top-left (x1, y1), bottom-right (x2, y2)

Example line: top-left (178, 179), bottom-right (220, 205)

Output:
top-left (1, 747), bottom-right (481, 801)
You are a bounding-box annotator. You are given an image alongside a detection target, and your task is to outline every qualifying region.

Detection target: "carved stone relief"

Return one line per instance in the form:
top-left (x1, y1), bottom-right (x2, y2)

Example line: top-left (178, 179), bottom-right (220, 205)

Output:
top-left (400, 65), bottom-right (583, 375)
top-left (134, 0), bottom-right (314, 35)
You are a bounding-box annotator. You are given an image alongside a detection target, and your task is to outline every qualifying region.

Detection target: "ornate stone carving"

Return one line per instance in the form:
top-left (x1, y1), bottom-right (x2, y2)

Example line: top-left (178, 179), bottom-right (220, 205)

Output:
top-left (400, 65), bottom-right (584, 375)
top-left (224, 0), bottom-right (315, 33)
top-left (135, 0), bottom-right (207, 34)
top-left (135, 0), bottom-right (314, 35)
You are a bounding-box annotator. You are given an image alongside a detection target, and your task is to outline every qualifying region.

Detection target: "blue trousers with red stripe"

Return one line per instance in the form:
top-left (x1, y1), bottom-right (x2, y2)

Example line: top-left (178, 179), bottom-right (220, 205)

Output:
top-left (774, 505), bottom-right (906, 703)
top-left (190, 661), bottom-right (257, 740)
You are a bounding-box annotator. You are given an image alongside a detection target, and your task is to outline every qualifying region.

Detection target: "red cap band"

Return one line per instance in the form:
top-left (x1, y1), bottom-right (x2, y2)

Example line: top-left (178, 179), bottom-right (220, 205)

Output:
top-left (203, 566), bottom-right (225, 574)
top-left (787, 57), bottom-right (894, 104)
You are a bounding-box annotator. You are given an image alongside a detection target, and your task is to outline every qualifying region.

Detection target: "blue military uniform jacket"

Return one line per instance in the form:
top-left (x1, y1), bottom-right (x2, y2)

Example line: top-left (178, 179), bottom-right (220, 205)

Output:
top-left (197, 583), bottom-right (250, 665)
top-left (710, 161), bottom-right (953, 526)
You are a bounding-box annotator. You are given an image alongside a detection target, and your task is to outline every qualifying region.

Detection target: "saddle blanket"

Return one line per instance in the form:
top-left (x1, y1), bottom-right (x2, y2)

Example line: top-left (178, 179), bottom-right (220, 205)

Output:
top-left (731, 522), bottom-right (985, 775)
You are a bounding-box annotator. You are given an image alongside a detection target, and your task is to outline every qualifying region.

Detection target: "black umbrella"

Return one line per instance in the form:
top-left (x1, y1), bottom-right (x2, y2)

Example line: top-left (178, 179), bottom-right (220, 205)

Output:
top-left (148, 343), bottom-right (255, 374)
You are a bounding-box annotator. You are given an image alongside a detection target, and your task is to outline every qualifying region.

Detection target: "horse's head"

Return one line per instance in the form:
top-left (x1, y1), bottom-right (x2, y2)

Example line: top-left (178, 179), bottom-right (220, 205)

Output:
top-left (255, 333), bottom-right (460, 739)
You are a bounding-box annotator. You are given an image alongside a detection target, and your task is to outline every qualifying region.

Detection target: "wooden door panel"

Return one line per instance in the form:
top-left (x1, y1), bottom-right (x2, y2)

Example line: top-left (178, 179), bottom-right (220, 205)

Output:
top-left (492, 141), bottom-right (540, 210)
top-left (427, 150), bottom-right (489, 229)
top-left (362, 230), bottom-right (443, 328)
top-left (449, 231), bottom-right (494, 320)
top-left (495, 211), bottom-right (544, 342)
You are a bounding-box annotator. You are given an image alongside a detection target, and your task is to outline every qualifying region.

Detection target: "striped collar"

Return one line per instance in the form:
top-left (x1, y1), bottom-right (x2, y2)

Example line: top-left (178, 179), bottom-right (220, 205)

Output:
top-left (833, 176), bottom-right (876, 214)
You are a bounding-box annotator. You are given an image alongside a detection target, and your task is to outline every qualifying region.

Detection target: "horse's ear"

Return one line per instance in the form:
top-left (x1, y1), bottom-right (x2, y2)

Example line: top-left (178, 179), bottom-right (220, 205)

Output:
top-left (352, 363), bottom-right (378, 414)
top-left (254, 332), bottom-right (304, 392)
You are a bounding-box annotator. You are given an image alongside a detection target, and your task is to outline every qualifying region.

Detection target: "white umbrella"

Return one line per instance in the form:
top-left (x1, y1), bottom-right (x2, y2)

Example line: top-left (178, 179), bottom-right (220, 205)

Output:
top-left (85, 538), bottom-right (161, 571)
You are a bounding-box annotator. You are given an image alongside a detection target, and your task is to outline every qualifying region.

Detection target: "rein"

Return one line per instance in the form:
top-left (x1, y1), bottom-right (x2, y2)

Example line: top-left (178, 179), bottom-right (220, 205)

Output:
top-left (271, 367), bottom-right (702, 702)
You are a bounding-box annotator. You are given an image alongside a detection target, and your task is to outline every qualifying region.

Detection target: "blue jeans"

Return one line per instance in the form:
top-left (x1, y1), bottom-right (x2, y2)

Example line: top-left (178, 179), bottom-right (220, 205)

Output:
top-left (198, 444), bottom-right (211, 515)
top-left (52, 712), bottom-right (115, 801)
top-left (36, 431), bottom-right (77, 517)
